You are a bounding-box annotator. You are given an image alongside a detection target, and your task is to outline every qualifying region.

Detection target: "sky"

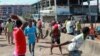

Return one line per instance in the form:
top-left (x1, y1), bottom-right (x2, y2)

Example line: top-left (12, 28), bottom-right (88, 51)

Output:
top-left (0, 0), bottom-right (40, 5)
top-left (83, 0), bottom-right (99, 5)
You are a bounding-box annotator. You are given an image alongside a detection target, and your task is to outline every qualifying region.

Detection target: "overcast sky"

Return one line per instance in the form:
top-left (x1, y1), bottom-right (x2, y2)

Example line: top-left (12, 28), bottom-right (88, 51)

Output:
top-left (0, 0), bottom-right (40, 5)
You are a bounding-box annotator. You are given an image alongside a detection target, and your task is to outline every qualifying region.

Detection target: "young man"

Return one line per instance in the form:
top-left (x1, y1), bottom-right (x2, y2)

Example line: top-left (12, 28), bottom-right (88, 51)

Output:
top-left (66, 18), bottom-right (74, 35)
top-left (37, 19), bottom-right (43, 39)
top-left (13, 20), bottom-right (26, 56)
top-left (24, 20), bottom-right (37, 56)
top-left (50, 21), bottom-right (62, 55)
top-left (89, 23), bottom-right (96, 40)
top-left (75, 21), bottom-right (81, 35)
top-left (6, 19), bottom-right (14, 44)
top-left (53, 27), bottom-right (90, 56)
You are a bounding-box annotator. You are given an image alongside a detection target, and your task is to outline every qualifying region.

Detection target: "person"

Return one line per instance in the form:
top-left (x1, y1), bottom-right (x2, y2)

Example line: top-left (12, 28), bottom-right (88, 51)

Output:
top-left (5, 19), bottom-right (14, 44)
top-left (24, 20), bottom-right (37, 56)
top-left (37, 19), bottom-right (43, 39)
top-left (0, 22), bottom-right (2, 35)
top-left (75, 21), bottom-right (81, 35)
top-left (89, 23), bottom-right (96, 40)
top-left (53, 27), bottom-right (90, 56)
top-left (66, 18), bottom-right (74, 35)
top-left (13, 19), bottom-right (26, 56)
top-left (50, 21), bottom-right (62, 55)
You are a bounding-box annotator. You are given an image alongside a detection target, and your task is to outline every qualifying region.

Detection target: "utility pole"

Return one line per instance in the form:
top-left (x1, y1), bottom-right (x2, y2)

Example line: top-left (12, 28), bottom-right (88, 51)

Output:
top-left (88, 0), bottom-right (91, 23)
top-left (97, 0), bottom-right (99, 21)
top-left (54, 0), bottom-right (57, 21)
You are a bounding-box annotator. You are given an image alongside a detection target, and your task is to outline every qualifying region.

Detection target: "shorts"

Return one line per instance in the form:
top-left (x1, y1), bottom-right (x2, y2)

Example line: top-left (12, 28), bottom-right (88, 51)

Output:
top-left (52, 36), bottom-right (60, 44)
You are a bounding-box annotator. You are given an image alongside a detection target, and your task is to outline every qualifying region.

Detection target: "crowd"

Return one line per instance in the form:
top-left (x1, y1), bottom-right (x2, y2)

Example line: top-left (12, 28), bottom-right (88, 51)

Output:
top-left (0, 15), bottom-right (98, 56)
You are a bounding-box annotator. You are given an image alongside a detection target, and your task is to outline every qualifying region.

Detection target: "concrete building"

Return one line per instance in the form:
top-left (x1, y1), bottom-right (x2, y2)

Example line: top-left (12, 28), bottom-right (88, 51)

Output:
top-left (32, 0), bottom-right (100, 23)
top-left (0, 5), bottom-right (32, 20)
top-left (31, 2), bottom-right (41, 20)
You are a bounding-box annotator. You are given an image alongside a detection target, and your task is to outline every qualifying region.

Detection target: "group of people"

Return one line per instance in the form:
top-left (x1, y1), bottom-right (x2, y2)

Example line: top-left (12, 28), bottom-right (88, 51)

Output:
top-left (0, 15), bottom-right (98, 56)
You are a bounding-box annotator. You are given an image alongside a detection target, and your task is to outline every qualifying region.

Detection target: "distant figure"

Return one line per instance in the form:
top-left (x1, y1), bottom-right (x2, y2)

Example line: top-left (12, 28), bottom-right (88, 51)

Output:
top-left (5, 19), bottom-right (14, 44)
top-left (0, 22), bottom-right (2, 35)
top-left (24, 20), bottom-right (37, 56)
top-left (89, 23), bottom-right (96, 40)
top-left (75, 21), bottom-right (81, 35)
top-left (66, 18), bottom-right (74, 35)
top-left (37, 19), bottom-right (43, 39)
top-left (53, 27), bottom-right (90, 56)
top-left (13, 20), bottom-right (26, 56)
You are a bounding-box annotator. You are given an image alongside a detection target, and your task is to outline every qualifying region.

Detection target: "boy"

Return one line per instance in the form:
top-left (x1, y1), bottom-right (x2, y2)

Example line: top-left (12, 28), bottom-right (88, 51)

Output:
top-left (13, 20), bottom-right (26, 56)
top-left (24, 20), bottom-right (37, 56)
top-left (53, 27), bottom-right (90, 56)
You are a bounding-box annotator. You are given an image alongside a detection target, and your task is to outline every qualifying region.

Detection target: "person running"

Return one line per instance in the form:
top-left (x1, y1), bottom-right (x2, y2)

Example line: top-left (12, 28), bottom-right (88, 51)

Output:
top-left (50, 20), bottom-right (62, 55)
top-left (13, 19), bottom-right (26, 56)
top-left (53, 27), bottom-right (90, 56)
top-left (5, 19), bottom-right (14, 44)
top-left (24, 20), bottom-right (37, 56)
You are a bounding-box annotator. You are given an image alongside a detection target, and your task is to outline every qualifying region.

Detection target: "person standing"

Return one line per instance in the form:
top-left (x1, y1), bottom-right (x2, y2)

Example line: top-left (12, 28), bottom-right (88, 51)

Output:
top-left (50, 21), bottom-right (62, 55)
top-left (89, 23), bottom-right (96, 40)
top-left (6, 19), bottom-right (14, 44)
top-left (24, 20), bottom-right (37, 56)
top-left (75, 21), bottom-right (81, 35)
top-left (37, 19), bottom-right (43, 39)
top-left (13, 19), bottom-right (26, 56)
top-left (66, 18), bottom-right (74, 35)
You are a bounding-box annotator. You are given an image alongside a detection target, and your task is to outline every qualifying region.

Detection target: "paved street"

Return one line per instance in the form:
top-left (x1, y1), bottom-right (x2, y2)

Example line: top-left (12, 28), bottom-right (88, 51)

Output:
top-left (0, 30), bottom-right (100, 56)
top-left (0, 32), bottom-right (72, 56)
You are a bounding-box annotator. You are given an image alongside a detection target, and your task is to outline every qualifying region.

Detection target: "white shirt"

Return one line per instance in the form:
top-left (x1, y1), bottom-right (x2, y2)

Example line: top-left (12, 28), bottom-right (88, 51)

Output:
top-left (68, 33), bottom-right (85, 51)
top-left (66, 21), bottom-right (73, 33)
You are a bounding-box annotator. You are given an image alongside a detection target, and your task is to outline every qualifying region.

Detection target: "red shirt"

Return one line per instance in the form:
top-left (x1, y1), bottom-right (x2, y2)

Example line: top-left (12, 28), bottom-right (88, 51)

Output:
top-left (37, 21), bottom-right (42, 29)
top-left (52, 24), bottom-right (60, 37)
top-left (89, 27), bottom-right (95, 35)
top-left (13, 27), bottom-right (26, 55)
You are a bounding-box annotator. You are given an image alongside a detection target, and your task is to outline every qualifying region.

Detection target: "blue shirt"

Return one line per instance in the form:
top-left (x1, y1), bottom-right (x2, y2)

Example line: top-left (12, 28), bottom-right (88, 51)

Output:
top-left (24, 25), bottom-right (37, 44)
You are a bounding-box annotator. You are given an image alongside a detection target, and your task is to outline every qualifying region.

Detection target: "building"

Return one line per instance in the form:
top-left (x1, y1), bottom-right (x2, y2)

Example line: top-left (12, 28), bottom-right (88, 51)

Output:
top-left (0, 5), bottom-right (32, 20)
top-left (32, 0), bottom-right (100, 23)
top-left (31, 2), bottom-right (41, 20)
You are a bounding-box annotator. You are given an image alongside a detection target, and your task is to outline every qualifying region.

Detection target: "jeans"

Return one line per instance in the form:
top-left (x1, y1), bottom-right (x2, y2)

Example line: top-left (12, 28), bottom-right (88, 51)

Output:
top-left (88, 35), bottom-right (95, 40)
top-left (69, 50), bottom-right (82, 56)
top-left (29, 43), bottom-right (35, 56)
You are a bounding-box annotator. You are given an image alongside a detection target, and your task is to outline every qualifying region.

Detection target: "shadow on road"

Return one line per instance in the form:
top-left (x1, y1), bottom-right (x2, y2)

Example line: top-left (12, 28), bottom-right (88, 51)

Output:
top-left (37, 45), bottom-right (51, 48)
top-left (39, 42), bottom-right (52, 44)
top-left (52, 53), bottom-right (69, 56)
top-left (0, 44), bottom-right (8, 47)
